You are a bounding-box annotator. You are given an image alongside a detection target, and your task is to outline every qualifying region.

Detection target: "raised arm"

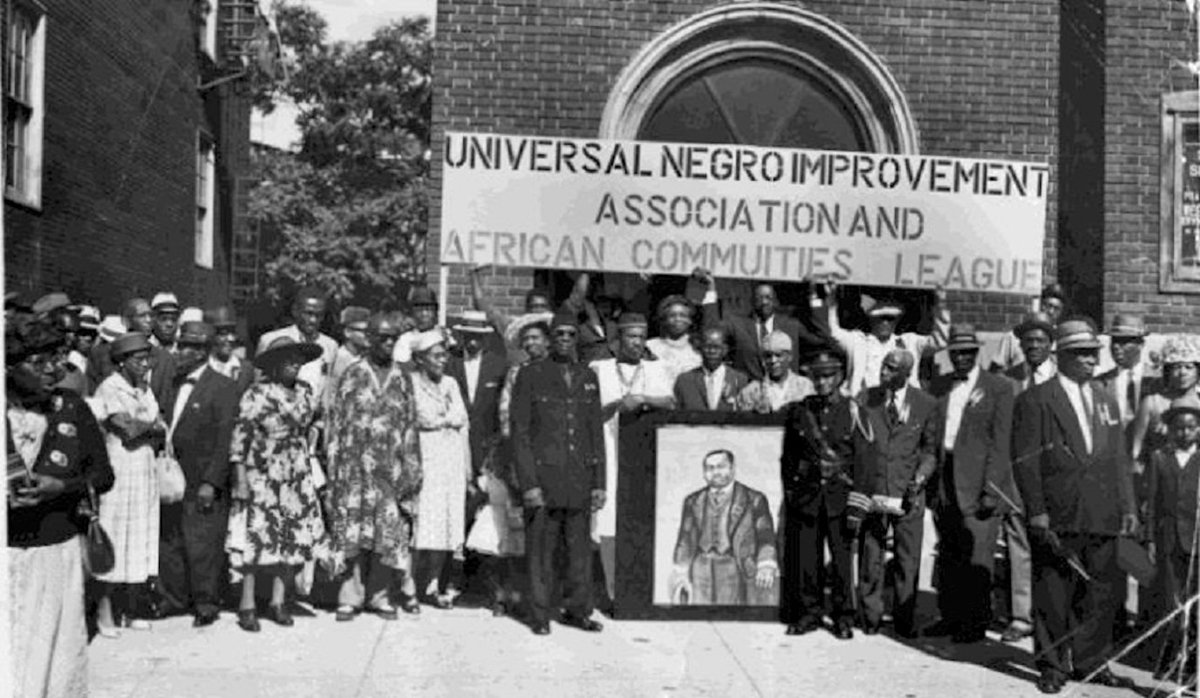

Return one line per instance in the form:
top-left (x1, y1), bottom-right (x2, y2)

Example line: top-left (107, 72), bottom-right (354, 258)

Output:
top-left (470, 265), bottom-right (510, 334)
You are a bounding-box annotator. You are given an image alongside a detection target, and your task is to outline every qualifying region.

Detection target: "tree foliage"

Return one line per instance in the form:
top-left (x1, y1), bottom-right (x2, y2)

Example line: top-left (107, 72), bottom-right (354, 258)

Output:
top-left (248, 2), bottom-right (431, 309)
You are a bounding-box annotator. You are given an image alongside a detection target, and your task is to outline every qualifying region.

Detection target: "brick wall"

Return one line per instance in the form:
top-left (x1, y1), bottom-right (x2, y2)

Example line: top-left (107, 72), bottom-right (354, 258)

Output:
top-left (4, 0), bottom-right (240, 313)
top-left (429, 0), bottom-right (1060, 332)
top-left (1104, 0), bottom-right (1199, 330)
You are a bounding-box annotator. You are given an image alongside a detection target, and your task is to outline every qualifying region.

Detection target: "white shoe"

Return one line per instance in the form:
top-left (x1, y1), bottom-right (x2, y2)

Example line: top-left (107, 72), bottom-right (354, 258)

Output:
top-left (126, 619), bottom-right (151, 631)
top-left (97, 626), bottom-right (121, 639)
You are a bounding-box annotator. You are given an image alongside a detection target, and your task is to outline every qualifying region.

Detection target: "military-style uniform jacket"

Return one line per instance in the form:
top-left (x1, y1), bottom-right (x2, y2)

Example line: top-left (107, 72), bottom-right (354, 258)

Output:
top-left (510, 356), bottom-right (605, 510)
top-left (780, 393), bottom-right (859, 516)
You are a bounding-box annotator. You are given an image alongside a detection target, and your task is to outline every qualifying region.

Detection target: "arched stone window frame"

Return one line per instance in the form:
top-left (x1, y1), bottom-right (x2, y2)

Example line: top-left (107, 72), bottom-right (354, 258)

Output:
top-left (598, 2), bottom-right (920, 155)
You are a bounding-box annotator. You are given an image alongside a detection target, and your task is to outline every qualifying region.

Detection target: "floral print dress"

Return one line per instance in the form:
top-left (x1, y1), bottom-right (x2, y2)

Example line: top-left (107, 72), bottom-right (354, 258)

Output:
top-left (229, 381), bottom-right (329, 568)
top-left (411, 370), bottom-right (470, 552)
top-left (325, 361), bottom-right (422, 570)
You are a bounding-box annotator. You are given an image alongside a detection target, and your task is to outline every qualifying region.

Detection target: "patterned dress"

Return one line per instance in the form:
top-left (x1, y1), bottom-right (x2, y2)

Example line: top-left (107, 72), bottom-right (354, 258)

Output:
top-left (229, 381), bottom-right (329, 568)
top-left (87, 373), bottom-right (161, 583)
top-left (326, 361), bottom-right (422, 570)
top-left (411, 370), bottom-right (470, 551)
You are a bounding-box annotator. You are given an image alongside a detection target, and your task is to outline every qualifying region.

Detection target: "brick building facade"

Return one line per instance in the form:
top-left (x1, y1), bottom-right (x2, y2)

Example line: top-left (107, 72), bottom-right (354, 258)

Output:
top-left (429, 0), bottom-right (1200, 333)
top-left (3, 0), bottom-right (258, 313)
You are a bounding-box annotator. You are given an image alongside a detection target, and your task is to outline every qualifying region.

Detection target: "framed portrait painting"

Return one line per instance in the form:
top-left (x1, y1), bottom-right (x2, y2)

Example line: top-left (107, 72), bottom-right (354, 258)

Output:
top-left (614, 410), bottom-right (786, 620)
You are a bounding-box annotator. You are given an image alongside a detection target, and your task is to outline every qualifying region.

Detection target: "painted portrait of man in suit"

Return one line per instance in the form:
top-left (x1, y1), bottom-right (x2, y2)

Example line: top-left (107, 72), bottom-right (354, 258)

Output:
top-left (668, 448), bottom-right (779, 606)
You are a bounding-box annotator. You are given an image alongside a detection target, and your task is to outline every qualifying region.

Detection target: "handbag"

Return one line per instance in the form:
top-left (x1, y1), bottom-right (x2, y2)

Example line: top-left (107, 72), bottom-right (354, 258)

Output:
top-left (156, 439), bottom-right (186, 504)
top-left (79, 482), bottom-right (115, 577)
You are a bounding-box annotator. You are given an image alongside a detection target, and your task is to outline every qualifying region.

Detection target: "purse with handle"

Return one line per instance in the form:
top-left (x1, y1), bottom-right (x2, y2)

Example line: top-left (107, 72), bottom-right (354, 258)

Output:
top-left (156, 438), bottom-right (187, 504)
top-left (79, 482), bottom-right (115, 576)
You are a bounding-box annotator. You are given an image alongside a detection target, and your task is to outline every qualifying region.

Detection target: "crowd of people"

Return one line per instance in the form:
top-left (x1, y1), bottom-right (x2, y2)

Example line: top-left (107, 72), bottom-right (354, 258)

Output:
top-left (6, 267), bottom-right (1200, 696)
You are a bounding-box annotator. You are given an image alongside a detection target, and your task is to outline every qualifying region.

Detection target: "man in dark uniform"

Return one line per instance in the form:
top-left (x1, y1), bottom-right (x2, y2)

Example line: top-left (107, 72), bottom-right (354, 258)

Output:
top-left (510, 309), bottom-right (606, 636)
top-left (1012, 319), bottom-right (1137, 694)
top-left (779, 345), bottom-right (862, 639)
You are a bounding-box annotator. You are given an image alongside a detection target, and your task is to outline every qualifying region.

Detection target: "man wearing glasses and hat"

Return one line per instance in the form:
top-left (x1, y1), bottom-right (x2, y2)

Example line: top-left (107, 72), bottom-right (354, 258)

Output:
top-left (510, 309), bottom-right (607, 636)
top-left (924, 325), bottom-right (1016, 644)
top-left (823, 278), bottom-right (950, 397)
top-left (779, 344), bottom-right (863, 639)
top-left (1012, 319), bottom-right (1138, 693)
top-left (157, 321), bottom-right (239, 627)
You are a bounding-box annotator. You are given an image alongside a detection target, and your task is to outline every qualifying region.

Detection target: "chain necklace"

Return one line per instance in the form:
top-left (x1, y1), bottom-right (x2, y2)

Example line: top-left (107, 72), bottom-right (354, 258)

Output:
top-left (616, 361), bottom-right (644, 397)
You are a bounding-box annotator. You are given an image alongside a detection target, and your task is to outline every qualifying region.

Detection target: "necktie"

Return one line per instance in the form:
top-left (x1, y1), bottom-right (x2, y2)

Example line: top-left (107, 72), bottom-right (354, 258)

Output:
top-left (886, 395), bottom-right (900, 427)
top-left (562, 364), bottom-right (572, 390)
top-left (1124, 372), bottom-right (1137, 418)
top-left (1081, 384), bottom-right (1096, 452)
top-left (758, 321), bottom-right (768, 348)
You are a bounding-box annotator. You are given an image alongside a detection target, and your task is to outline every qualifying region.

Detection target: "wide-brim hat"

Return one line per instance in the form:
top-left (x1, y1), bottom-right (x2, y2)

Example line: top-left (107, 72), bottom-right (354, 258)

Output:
top-left (505, 311), bottom-right (554, 348)
top-left (99, 315), bottom-right (127, 343)
top-left (110, 332), bottom-right (152, 361)
top-left (5, 320), bottom-right (65, 365)
top-left (177, 321), bottom-right (216, 347)
top-left (946, 324), bottom-right (983, 352)
top-left (1163, 392), bottom-right (1200, 424)
top-left (1054, 319), bottom-right (1102, 352)
top-left (73, 304), bottom-right (101, 332)
top-left (452, 310), bottom-right (494, 334)
top-left (31, 292), bottom-right (72, 316)
top-left (1014, 311), bottom-right (1054, 338)
top-left (862, 294), bottom-right (903, 319)
top-left (253, 336), bottom-right (322, 370)
top-left (410, 329), bottom-right (447, 355)
top-left (1107, 313), bottom-right (1147, 339)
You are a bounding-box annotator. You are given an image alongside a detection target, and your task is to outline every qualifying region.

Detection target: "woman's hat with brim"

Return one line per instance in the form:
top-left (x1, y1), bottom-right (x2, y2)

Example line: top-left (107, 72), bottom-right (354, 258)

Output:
top-left (504, 311), bottom-right (554, 348)
top-left (5, 319), bottom-right (65, 365)
top-left (110, 332), bottom-right (152, 361)
top-left (410, 329), bottom-right (446, 355)
top-left (1013, 311), bottom-right (1054, 338)
top-left (1163, 392), bottom-right (1200, 424)
top-left (253, 336), bottom-right (322, 371)
top-left (1161, 334), bottom-right (1200, 366)
top-left (1054, 319), bottom-right (1102, 352)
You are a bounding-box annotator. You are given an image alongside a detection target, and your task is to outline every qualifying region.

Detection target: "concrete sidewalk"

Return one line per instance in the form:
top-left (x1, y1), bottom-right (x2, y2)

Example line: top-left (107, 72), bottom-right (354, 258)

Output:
top-left (89, 603), bottom-right (1170, 698)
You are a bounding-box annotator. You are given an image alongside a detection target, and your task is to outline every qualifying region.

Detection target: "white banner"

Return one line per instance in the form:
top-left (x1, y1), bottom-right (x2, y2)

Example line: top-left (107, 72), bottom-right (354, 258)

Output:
top-left (439, 132), bottom-right (1049, 294)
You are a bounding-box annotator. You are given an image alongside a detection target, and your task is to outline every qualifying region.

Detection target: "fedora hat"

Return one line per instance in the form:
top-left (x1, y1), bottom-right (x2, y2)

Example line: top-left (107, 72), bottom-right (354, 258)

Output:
top-left (110, 332), bottom-right (152, 361)
top-left (204, 305), bottom-right (239, 330)
top-left (862, 294), bottom-right (903, 319)
top-left (946, 324), bottom-right (982, 352)
top-left (150, 292), bottom-right (181, 314)
top-left (253, 336), bottom-right (322, 371)
top-left (1107, 313), bottom-right (1147, 339)
top-left (408, 286), bottom-right (438, 308)
top-left (339, 306), bottom-right (370, 330)
top-left (177, 321), bottom-right (215, 347)
top-left (74, 305), bottom-right (101, 333)
top-left (1054, 319), bottom-right (1102, 352)
top-left (1014, 311), bottom-right (1054, 338)
top-left (99, 315), bottom-right (127, 343)
top-left (1163, 392), bottom-right (1200, 424)
top-left (451, 310), bottom-right (494, 334)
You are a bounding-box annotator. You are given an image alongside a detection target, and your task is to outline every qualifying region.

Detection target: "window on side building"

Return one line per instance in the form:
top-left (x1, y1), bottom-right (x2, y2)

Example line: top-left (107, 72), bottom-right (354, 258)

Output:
top-left (1160, 91), bottom-right (1200, 293)
top-left (4, 1), bottom-right (46, 209)
top-left (196, 133), bottom-right (216, 269)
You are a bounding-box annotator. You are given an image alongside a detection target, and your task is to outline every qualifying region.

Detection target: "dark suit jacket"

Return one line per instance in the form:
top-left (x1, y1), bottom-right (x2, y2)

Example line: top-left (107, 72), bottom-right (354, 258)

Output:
top-left (1011, 378), bottom-right (1136, 535)
top-left (673, 366), bottom-right (750, 412)
top-left (447, 349), bottom-right (510, 476)
top-left (856, 386), bottom-right (940, 500)
top-left (148, 346), bottom-right (177, 418)
top-left (672, 481), bottom-right (777, 604)
top-left (928, 371), bottom-right (1015, 516)
top-left (167, 366), bottom-right (238, 497)
top-left (510, 358), bottom-right (605, 510)
top-left (1145, 447), bottom-right (1200, 556)
top-left (780, 394), bottom-right (858, 516)
top-left (700, 302), bottom-right (829, 381)
top-left (1096, 367), bottom-right (1163, 447)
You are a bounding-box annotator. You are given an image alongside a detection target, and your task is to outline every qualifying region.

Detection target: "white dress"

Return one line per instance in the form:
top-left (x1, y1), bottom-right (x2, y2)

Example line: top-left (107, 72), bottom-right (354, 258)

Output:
top-left (646, 335), bottom-right (702, 386)
top-left (411, 371), bottom-right (470, 551)
top-left (589, 358), bottom-right (674, 540)
top-left (87, 373), bottom-right (160, 583)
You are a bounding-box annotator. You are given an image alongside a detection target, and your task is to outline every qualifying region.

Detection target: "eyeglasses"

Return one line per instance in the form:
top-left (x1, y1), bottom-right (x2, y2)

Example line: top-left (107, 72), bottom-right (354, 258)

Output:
top-left (553, 329), bottom-right (578, 337)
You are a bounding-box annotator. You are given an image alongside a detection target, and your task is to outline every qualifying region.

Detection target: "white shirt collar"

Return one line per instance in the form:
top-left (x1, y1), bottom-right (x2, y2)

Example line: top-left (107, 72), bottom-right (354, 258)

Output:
top-left (889, 383), bottom-right (909, 405)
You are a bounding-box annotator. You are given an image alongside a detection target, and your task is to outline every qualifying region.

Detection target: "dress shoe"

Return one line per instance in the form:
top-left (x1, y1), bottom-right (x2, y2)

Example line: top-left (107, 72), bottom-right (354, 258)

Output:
top-left (892, 626), bottom-right (918, 640)
top-left (861, 623), bottom-right (880, 636)
top-left (785, 616), bottom-right (822, 636)
top-left (532, 622), bottom-right (551, 636)
top-left (192, 611), bottom-right (218, 628)
top-left (560, 613), bottom-right (603, 632)
top-left (951, 628), bottom-right (986, 644)
top-left (1036, 671), bottom-right (1066, 694)
top-left (400, 598), bottom-right (421, 615)
top-left (236, 610), bottom-right (260, 633)
top-left (335, 605), bottom-right (358, 622)
top-left (1000, 620), bottom-right (1032, 643)
top-left (367, 603), bottom-right (399, 621)
top-left (1073, 668), bottom-right (1134, 689)
top-left (920, 619), bottom-right (958, 637)
top-left (832, 620), bottom-right (854, 640)
top-left (264, 605), bottom-right (294, 627)
top-left (491, 601), bottom-right (508, 618)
